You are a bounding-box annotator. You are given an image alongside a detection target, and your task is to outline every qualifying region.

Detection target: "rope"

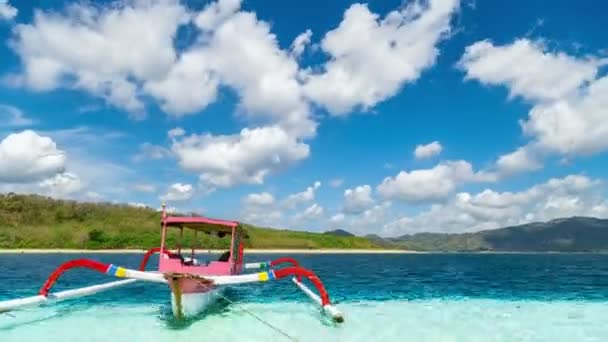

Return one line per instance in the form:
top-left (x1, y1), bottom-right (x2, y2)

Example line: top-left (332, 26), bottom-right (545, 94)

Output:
top-left (167, 272), bottom-right (298, 341)
top-left (217, 292), bottom-right (299, 342)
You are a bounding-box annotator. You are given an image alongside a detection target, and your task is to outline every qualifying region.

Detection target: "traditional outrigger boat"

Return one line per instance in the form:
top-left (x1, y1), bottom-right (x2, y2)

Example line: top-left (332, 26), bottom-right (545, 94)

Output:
top-left (0, 205), bottom-right (344, 323)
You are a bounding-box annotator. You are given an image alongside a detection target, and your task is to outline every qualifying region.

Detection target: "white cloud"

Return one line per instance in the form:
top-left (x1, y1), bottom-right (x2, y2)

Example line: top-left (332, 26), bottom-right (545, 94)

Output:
top-left (132, 183), bottom-right (156, 193)
top-left (167, 127), bottom-right (185, 139)
top-left (200, 10), bottom-right (315, 138)
top-left (240, 191), bottom-right (282, 227)
top-left (160, 183), bottom-right (194, 202)
top-left (133, 142), bottom-right (170, 162)
top-left (0, 104), bottom-right (35, 127)
top-left (12, 0), bottom-right (189, 115)
top-left (494, 145), bottom-right (542, 176)
top-left (150, 4), bottom-right (315, 137)
top-left (521, 76), bottom-right (608, 156)
top-left (283, 181), bottom-right (321, 208)
top-left (330, 202), bottom-right (392, 236)
top-left (459, 39), bottom-right (599, 102)
top-left (343, 184), bottom-right (375, 214)
top-left (128, 202), bottom-right (149, 208)
top-left (459, 38), bottom-right (608, 172)
top-left (377, 160), bottom-right (479, 202)
top-left (414, 141), bottom-right (442, 159)
top-left (194, 0), bottom-right (241, 31)
top-left (243, 192), bottom-right (275, 206)
top-left (0, 1), bottom-right (17, 21)
top-left (143, 48), bottom-right (219, 116)
top-left (330, 213), bottom-right (345, 223)
top-left (39, 172), bottom-right (83, 197)
top-left (302, 0), bottom-right (460, 115)
top-left (382, 175), bottom-right (608, 236)
top-left (172, 126), bottom-right (309, 188)
top-left (0, 130), bottom-right (66, 183)
top-left (241, 207), bottom-right (283, 228)
top-left (295, 203), bottom-right (324, 221)
top-left (329, 178), bottom-right (344, 188)
top-left (84, 191), bottom-right (103, 201)
top-left (290, 29), bottom-right (312, 57)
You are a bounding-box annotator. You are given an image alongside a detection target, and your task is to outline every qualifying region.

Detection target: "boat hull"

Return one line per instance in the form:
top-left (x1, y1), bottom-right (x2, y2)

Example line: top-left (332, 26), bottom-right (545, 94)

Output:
top-left (170, 288), bottom-right (223, 317)
top-left (168, 277), bottom-right (223, 318)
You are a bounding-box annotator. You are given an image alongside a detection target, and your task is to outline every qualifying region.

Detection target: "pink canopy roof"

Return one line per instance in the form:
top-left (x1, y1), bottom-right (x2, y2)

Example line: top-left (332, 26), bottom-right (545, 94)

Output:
top-left (162, 216), bottom-right (240, 233)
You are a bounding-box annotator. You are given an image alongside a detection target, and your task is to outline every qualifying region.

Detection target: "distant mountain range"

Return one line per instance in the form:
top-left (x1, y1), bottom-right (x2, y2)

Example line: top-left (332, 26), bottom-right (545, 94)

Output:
top-left (364, 217), bottom-right (608, 252)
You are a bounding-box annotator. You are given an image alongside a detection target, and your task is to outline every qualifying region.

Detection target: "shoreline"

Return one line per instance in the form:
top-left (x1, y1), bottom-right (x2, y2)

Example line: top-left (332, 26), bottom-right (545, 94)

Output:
top-left (1, 249), bottom-right (603, 254)
top-left (0, 248), bottom-right (418, 254)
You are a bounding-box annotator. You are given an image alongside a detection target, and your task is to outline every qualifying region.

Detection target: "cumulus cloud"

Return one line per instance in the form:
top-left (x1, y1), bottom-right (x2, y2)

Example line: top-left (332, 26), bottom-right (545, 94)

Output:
top-left (459, 38), bottom-right (608, 174)
top-left (283, 181), bottom-right (321, 208)
top-left (343, 184), bottom-right (375, 214)
top-left (328, 202), bottom-right (392, 236)
top-left (240, 191), bottom-right (282, 227)
top-left (521, 76), bottom-right (608, 156)
top-left (414, 141), bottom-right (442, 159)
top-left (144, 48), bottom-right (219, 116)
top-left (160, 183), bottom-right (194, 202)
top-left (172, 126), bottom-right (310, 188)
top-left (39, 172), bottom-right (83, 197)
top-left (194, 0), bottom-right (241, 31)
top-left (128, 202), bottom-right (149, 208)
top-left (494, 145), bottom-right (542, 176)
top-left (243, 192), bottom-right (275, 206)
top-left (7, 0), bottom-right (463, 189)
top-left (133, 143), bottom-right (170, 161)
top-left (132, 183), bottom-right (156, 193)
top-left (133, 142), bottom-right (170, 162)
top-left (290, 29), bottom-right (312, 57)
top-left (0, 130), bottom-right (66, 182)
top-left (11, 0), bottom-right (189, 116)
top-left (382, 175), bottom-right (608, 236)
top-left (377, 160), bottom-right (480, 202)
top-left (149, 2), bottom-right (315, 138)
top-left (167, 127), bottom-right (185, 139)
top-left (0, 1), bottom-right (17, 21)
top-left (459, 39), bottom-right (599, 102)
top-left (295, 203), bottom-right (324, 221)
top-left (303, 0), bottom-right (460, 115)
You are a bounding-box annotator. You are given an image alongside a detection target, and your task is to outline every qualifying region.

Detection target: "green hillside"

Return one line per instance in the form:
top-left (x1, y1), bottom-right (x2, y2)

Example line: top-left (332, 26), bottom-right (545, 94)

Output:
top-left (0, 193), bottom-right (380, 250)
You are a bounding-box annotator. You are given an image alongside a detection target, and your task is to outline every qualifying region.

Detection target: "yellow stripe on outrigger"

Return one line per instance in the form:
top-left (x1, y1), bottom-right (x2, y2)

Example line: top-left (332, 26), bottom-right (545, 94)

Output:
top-left (106, 264), bottom-right (127, 277)
top-left (115, 267), bottom-right (127, 277)
top-left (258, 272), bottom-right (269, 281)
top-left (257, 271), bottom-right (275, 282)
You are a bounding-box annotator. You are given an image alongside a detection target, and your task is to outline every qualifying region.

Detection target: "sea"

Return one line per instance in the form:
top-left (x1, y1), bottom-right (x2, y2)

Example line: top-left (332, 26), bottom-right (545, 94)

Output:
top-left (1, 253), bottom-right (608, 341)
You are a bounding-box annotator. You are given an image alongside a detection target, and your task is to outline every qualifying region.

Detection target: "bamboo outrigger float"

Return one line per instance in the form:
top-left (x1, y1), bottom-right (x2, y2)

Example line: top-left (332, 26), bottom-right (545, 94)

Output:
top-left (0, 205), bottom-right (344, 324)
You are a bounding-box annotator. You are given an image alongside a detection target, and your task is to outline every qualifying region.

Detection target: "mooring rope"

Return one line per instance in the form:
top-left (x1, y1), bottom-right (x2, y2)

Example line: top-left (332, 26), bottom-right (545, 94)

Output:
top-left (217, 292), bottom-right (299, 342)
top-left (166, 272), bottom-right (298, 341)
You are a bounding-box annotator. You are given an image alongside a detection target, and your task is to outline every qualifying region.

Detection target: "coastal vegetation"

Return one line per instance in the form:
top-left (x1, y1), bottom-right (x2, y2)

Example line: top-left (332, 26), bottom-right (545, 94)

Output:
top-left (1, 193), bottom-right (606, 252)
top-left (0, 193), bottom-right (379, 250)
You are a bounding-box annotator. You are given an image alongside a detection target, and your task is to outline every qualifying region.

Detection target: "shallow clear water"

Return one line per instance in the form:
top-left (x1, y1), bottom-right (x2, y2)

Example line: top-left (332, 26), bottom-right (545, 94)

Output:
top-left (2, 253), bottom-right (608, 341)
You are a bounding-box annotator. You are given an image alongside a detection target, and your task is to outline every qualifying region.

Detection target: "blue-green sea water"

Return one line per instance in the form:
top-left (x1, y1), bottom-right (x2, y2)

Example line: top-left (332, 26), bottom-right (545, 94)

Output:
top-left (2, 253), bottom-right (608, 341)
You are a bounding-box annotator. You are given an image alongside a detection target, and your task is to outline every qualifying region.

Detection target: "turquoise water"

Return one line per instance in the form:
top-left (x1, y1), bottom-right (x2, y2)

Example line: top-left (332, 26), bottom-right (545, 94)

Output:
top-left (2, 253), bottom-right (608, 341)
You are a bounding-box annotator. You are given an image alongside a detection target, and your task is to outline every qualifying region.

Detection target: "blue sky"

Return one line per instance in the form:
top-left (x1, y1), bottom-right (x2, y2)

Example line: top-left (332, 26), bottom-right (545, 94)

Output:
top-left (0, 0), bottom-right (607, 236)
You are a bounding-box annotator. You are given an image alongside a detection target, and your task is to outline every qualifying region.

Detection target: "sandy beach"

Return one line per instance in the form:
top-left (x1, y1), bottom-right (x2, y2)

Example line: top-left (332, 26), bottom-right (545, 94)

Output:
top-left (0, 248), bottom-right (416, 254)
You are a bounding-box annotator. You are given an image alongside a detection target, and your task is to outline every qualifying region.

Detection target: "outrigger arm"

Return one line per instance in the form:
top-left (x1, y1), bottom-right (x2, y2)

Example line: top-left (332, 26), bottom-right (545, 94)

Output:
top-left (0, 255), bottom-right (344, 323)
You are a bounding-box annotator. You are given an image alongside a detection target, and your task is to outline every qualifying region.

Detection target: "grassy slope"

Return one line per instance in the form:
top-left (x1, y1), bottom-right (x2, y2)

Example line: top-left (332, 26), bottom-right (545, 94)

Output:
top-left (0, 194), bottom-right (380, 250)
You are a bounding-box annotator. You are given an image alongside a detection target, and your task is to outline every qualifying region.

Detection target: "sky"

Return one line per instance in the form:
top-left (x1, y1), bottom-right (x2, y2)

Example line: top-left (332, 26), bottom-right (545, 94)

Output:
top-left (0, 0), bottom-right (607, 237)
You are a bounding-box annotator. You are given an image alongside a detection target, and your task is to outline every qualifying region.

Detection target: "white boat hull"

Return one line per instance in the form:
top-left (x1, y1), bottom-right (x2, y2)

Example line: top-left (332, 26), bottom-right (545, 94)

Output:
top-left (170, 288), bottom-right (223, 318)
